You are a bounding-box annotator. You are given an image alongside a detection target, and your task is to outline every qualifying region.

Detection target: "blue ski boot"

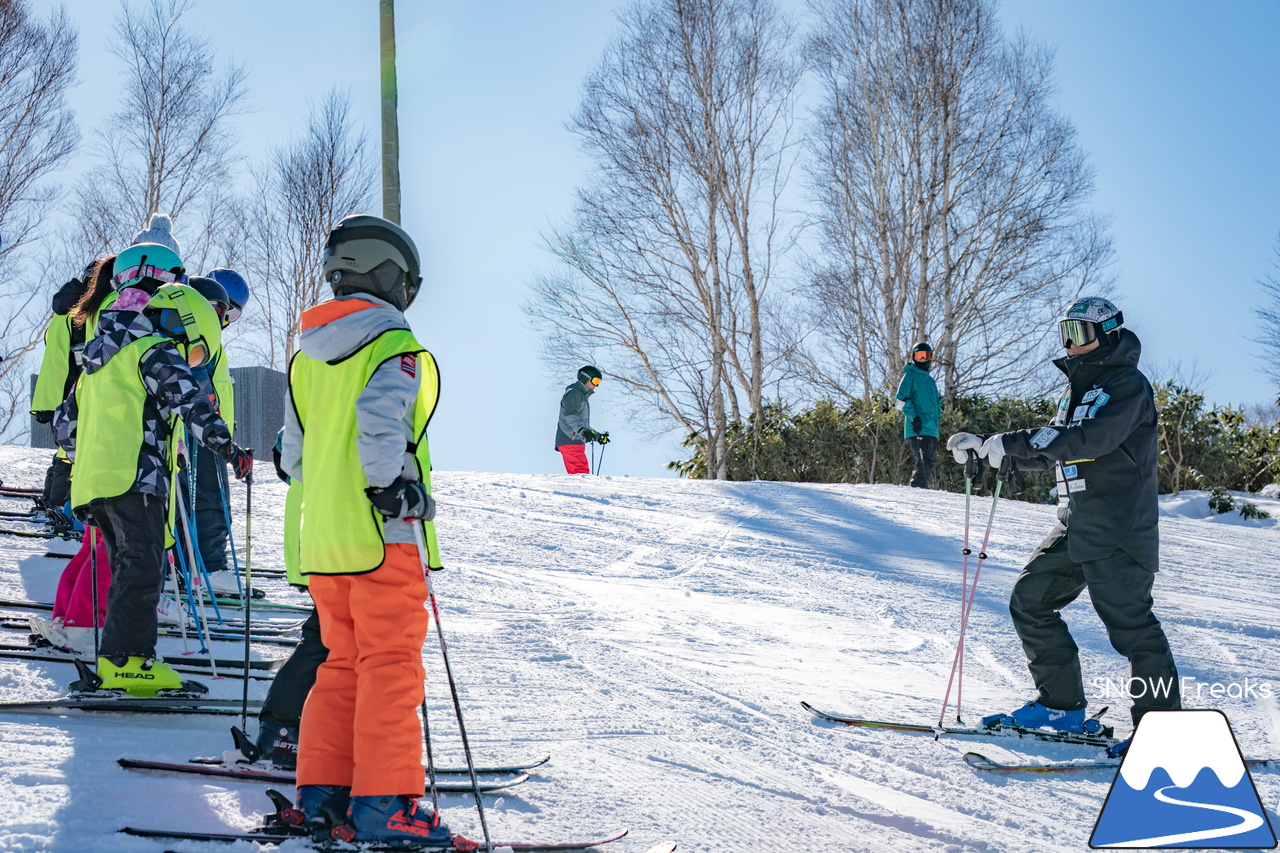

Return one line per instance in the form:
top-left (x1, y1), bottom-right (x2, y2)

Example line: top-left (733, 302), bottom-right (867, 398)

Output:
top-left (338, 795), bottom-right (452, 847)
top-left (289, 784), bottom-right (351, 830)
top-left (1106, 738), bottom-right (1131, 759)
top-left (982, 700), bottom-right (1086, 732)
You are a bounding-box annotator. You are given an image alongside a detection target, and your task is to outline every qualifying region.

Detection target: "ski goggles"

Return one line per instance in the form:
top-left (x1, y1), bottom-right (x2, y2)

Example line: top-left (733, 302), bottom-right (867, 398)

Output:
top-left (589, 376), bottom-right (601, 386)
top-left (1058, 318), bottom-right (1099, 349)
top-left (113, 264), bottom-right (187, 288)
top-left (912, 350), bottom-right (933, 363)
top-left (222, 304), bottom-right (242, 326)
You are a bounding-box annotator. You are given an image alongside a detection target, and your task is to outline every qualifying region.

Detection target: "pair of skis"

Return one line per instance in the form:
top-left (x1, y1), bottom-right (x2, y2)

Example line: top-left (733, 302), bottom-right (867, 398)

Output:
top-left (119, 824), bottom-right (676, 852)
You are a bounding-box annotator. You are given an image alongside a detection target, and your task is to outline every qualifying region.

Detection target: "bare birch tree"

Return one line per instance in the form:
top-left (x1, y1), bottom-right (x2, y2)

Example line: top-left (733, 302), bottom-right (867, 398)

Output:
top-left (234, 90), bottom-right (376, 368)
top-left (526, 0), bottom-right (800, 479)
top-left (70, 0), bottom-right (247, 269)
top-left (801, 0), bottom-right (1113, 402)
top-left (0, 4), bottom-right (78, 439)
top-left (1253, 234), bottom-right (1280, 388)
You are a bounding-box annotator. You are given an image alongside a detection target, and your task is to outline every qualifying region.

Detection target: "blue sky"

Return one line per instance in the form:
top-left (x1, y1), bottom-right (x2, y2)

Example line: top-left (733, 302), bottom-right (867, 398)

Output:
top-left (30, 0), bottom-right (1280, 477)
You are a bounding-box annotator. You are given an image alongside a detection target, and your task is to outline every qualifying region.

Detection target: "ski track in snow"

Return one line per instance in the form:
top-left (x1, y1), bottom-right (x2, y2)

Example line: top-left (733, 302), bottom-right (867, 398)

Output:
top-left (0, 444), bottom-right (1278, 851)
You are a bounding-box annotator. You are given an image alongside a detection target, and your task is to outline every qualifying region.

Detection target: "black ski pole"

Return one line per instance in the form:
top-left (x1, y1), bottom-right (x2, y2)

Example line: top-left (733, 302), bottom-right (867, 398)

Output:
top-left (240, 450), bottom-right (253, 733)
top-left (597, 441), bottom-right (606, 476)
top-left (411, 520), bottom-right (492, 853)
top-left (89, 525), bottom-right (100, 661)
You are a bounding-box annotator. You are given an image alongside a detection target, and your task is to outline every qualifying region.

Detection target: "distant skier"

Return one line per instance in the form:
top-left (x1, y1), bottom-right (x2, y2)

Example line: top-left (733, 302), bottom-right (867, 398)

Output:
top-left (895, 342), bottom-right (940, 488)
top-left (281, 214), bottom-right (451, 844)
top-left (947, 297), bottom-right (1178, 755)
top-left (53, 242), bottom-right (251, 695)
top-left (555, 365), bottom-right (608, 474)
top-left (175, 269), bottom-right (251, 598)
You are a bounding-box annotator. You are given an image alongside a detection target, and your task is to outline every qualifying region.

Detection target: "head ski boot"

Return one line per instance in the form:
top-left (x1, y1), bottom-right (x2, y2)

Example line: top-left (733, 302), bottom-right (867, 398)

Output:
top-left (981, 700), bottom-right (1085, 732)
top-left (337, 794), bottom-right (452, 846)
top-left (93, 656), bottom-right (207, 697)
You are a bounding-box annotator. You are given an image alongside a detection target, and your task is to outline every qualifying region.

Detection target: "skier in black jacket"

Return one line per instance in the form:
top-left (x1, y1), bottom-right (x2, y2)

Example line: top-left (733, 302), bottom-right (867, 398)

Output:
top-left (947, 297), bottom-right (1179, 754)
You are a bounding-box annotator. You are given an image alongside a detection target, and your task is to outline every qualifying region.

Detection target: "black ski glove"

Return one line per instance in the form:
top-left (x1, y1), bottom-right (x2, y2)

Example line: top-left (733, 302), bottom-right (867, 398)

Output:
top-left (911, 416), bottom-right (922, 436)
top-left (366, 476), bottom-right (435, 522)
top-left (221, 444), bottom-right (254, 481)
top-left (596, 430), bottom-right (610, 445)
top-left (33, 411), bottom-right (53, 424)
top-left (581, 428), bottom-right (599, 443)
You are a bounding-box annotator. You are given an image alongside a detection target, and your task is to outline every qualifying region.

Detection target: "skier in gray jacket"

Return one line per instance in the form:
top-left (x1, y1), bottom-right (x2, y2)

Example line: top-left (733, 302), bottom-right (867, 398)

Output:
top-left (555, 365), bottom-right (606, 474)
top-left (948, 297), bottom-right (1178, 754)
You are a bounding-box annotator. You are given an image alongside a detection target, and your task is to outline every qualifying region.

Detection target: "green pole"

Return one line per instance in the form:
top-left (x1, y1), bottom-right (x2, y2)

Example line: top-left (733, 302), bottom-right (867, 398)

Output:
top-left (380, 0), bottom-right (401, 224)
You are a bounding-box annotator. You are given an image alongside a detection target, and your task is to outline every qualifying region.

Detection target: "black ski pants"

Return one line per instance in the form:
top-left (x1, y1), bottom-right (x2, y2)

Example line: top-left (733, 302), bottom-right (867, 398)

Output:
top-left (174, 446), bottom-right (231, 575)
top-left (907, 436), bottom-right (937, 488)
top-left (90, 491), bottom-right (167, 659)
top-left (259, 603), bottom-right (328, 730)
top-left (42, 454), bottom-right (72, 509)
top-left (1009, 534), bottom-right (1180, 725)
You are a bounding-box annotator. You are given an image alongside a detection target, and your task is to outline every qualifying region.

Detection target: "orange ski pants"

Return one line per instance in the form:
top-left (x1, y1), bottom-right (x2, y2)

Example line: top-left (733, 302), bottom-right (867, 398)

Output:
top-left (297, 543), bottom-right (429, 796)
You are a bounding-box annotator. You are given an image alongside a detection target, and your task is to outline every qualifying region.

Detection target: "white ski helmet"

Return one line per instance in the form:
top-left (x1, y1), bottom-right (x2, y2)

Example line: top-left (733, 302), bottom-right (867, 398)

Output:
top-left (1059, 296), bottom-right (1124, 349)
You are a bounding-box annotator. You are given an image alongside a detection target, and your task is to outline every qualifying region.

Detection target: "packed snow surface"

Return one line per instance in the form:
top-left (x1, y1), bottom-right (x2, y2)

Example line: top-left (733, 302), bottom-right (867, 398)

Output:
top-left (0, 444), bottom-right (1277, 851)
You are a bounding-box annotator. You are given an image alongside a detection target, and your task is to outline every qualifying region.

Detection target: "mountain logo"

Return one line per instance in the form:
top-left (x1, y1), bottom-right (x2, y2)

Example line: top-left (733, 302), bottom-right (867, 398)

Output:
top-left (1091, 710), bottom-right (1277, 848)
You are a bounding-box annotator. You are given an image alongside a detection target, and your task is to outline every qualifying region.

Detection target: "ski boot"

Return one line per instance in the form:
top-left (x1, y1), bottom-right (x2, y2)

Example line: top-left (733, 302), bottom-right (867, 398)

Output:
top-left (981, 700), bottom-right (1100, 733)
top-left (1106, 737), bottom-right (1131, 759)
top-left (264, 784), bottom-right (353, 838)
top-left (69, 657), bottom-right (208, 698)
top-left (332, 794), bottom-right (453, 847)
top-left (155, 594), bottom-right (192, 628)
top-left (204, 569), bottom-right (266, 599)
top-left (226, 723), bottom-right (299, 769)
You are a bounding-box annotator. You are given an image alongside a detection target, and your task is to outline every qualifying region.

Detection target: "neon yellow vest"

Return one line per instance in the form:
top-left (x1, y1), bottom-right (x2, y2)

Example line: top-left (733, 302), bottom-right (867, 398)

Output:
top-left (284, 481), bottom-right (304, 586)
top-left (289, 329), bottom-right (441, 576)
top-left (32, 315), bottom-right (75, 412)
top-left (70, 335), bottom-right (170, 510)
top-left (210, 347), bottom-right (235, 433)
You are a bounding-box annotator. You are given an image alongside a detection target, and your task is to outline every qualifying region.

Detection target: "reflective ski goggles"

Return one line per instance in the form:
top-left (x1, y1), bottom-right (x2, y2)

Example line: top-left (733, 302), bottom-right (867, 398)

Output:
top-left (912, 350), bottom-right (932, 363)
top-left (113, 264), bottom-right (187, 288)
top-left (589, 376), bottom-right (601, 386)
top-left (222, 304), bottom-right (242, 326)
top-left (1058, 318), bottom-right (1098, 349)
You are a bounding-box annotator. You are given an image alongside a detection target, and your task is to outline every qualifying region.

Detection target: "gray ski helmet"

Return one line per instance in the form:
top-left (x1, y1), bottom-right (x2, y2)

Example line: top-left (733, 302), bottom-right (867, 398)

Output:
top-left (322, 214), bottom-right (422, 311)
top-left (1060, 296), bottom-right (1124, 349)
top-left (578, 365), bottom-right (602, 386)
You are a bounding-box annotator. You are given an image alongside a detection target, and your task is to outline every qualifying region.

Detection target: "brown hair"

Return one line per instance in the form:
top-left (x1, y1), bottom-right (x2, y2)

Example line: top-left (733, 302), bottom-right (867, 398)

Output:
top-left (68, 255), bottom-right (117, 330)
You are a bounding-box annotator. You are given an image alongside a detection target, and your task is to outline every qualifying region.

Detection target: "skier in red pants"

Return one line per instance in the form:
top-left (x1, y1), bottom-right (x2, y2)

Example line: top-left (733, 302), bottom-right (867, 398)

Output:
top-left (555, 365), bottom-right (607, 474)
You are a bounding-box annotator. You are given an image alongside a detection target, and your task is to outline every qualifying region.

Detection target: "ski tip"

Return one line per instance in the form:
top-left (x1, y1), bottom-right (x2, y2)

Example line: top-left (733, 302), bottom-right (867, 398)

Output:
top-left (962, 752), bottom-right (1000, 770)
top-left (643, 844), bottom-right (677, 853)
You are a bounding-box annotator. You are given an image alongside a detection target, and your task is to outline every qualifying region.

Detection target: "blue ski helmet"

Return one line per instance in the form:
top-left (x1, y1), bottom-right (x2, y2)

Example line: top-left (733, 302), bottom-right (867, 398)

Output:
top-left (206, 268), bottom-right (249, 320)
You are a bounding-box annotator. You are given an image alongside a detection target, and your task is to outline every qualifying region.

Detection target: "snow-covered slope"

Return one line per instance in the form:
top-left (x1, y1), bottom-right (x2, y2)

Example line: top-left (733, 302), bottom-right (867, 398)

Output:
top-left (0, 444), bottom-right (1277, 851)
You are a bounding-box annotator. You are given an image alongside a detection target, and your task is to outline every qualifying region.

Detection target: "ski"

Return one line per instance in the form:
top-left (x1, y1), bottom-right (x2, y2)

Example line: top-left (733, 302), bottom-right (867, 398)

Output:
top-left (120, 825), bottom-right (630, 851)
top-left (0, 695), bottom-right (260, 716)
top-left (177, 593), bottom-right (313, 614)
top-left (0, 645), bottom-right (280, 679)
top-left (0, 619), bottom-right (300, 647)
top-left (0, 598), bottom-right (304, 631)
top-left (801, 701), bottom-right (1118, 748)
top-left (187, 752), bottom-right (552, 776)
top-left (0, 639), bottom-right (282, 670)
top-left (0, 527), bottom-right (57, 539)
top-left (117, 757), bottom-right (530, 791)
top-left (962, 751), bottom-right (1279, 775)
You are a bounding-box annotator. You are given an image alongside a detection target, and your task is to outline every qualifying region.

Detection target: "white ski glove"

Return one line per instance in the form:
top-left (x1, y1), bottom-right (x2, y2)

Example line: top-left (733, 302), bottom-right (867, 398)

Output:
top-left (946, 433), bottom-right (983, 465)
top-left (981, 434), bottom-right (1006, 470)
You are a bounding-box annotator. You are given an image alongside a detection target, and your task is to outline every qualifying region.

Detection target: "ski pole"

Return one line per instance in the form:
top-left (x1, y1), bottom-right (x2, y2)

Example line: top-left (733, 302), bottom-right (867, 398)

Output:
top-left (167, 551), bottom-right (189, 653)
top-left (597, 441), bottom-right (606, 476)
top-left (209, 440), bottom-right (245, 598)
top-left (240, 451), bottom-right (253, 733)
top-left (938, 450), bottom-right (999, 726)
top-left (89, 526), bottom-right (100, 660)
top-left (411, 519), bottom-right (492, 853)
top-left (175, 485), bottom-right (218, 672)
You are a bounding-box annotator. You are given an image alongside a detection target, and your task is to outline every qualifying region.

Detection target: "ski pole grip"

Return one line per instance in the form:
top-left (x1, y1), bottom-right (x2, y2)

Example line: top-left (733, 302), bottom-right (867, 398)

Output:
top-left (964, 449), bottom-right (982, 481)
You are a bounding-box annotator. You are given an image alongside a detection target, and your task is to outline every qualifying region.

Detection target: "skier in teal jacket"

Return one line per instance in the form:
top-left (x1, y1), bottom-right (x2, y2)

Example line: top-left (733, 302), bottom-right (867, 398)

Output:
top-left (895, 342), bottom-right (941, 488)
